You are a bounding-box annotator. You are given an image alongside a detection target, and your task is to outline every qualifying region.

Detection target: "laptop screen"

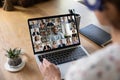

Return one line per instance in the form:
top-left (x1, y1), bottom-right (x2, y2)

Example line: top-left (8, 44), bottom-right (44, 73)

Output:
top-left (28, 14), bottom-right (80, 54)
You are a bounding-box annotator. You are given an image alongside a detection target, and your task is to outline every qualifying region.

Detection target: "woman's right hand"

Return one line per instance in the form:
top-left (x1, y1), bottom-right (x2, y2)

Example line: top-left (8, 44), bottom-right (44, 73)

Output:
top-left (39, 58), bottom-right (61, 80)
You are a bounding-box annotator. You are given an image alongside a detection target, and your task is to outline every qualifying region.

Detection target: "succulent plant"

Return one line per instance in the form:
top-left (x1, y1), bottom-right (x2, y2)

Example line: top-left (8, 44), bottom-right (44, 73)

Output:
top-left (5, 48), bottom-right (21, 59)
top-left (5, 48), bottom-right (22, 66)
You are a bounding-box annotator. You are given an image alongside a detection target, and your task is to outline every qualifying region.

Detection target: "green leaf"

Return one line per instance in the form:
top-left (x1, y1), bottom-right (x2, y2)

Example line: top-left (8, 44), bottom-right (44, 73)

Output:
top-left (5, 48), bottom-right (21, 59)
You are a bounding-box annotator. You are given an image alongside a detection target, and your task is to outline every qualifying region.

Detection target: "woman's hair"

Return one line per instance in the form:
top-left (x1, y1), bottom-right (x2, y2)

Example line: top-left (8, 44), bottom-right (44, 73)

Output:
top-left (102, 0), bottom-right (120, 29)
top-left (35, 36), bottom-right (39, 41)
top-left (66, 38), bottom-right (71, 43)
top-left (104, 0), bottom-right (120, 11)
top-left (53, 41), bottom-right (56, 44)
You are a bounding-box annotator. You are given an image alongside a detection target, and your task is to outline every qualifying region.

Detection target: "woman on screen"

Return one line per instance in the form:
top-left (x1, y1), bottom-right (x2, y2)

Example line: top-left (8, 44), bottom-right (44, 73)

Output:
top-left (52, 41), bottom-right (58, 49)
top-left (66, 38), bottom-right (72, 46)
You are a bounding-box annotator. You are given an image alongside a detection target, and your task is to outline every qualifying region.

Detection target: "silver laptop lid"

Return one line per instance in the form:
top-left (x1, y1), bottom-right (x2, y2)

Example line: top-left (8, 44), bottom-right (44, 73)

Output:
top-left (28, 14), bottom-right (81, 54)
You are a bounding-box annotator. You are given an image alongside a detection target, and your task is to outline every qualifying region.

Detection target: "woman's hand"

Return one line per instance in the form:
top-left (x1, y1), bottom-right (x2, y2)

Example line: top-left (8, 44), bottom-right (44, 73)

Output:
top-left (39, 58), bottom-right (61, 80)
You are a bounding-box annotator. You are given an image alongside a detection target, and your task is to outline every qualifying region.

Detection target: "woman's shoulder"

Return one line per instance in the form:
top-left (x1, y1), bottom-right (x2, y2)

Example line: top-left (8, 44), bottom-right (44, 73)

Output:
top-left (65, 43), bottom-right (120, 80)
top-left (92, 43), bottom-right (120, 57)
top-left (86, 43), bottom-right (120, 66)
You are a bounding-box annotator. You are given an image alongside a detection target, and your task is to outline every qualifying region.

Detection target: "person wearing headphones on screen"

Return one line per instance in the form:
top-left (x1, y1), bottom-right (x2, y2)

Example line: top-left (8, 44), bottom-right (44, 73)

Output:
top-left (39, 0), bottom-right (120, 80)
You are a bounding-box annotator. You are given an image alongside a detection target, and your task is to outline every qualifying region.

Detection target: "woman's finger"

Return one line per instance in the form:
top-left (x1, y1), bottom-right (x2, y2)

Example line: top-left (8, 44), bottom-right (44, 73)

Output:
top-left (39, 62), bottom-right (44, 73)
top-left (43, 58), bottom-right (50, 64)
top-left (43, 58), bottom-right (52, 67)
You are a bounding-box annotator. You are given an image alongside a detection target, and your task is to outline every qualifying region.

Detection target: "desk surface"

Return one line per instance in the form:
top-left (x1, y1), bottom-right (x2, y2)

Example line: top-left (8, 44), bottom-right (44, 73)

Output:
top-left (0, 0), bottom-right (101, 80)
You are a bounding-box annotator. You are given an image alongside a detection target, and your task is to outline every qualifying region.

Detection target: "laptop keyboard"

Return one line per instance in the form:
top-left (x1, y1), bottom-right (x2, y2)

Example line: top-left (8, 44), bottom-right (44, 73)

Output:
top-left (38, 47), bottom-right (87, 65)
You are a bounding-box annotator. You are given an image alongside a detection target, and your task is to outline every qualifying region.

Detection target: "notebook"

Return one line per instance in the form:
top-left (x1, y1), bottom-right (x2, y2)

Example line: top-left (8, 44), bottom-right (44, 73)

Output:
top-left (79, 24), bottom-right (112, 47)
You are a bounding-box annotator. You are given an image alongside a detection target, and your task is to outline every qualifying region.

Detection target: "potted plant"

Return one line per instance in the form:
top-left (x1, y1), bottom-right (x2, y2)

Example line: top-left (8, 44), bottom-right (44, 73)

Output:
top-left (5, 48), bottom-right (23, 68)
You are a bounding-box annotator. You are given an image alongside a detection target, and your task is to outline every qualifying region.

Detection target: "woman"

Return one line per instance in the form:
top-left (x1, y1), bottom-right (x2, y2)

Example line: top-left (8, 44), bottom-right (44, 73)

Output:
top-left (34, 35), bottom-right (41, 48)
top-left (52, 41), bottom-right (58, 49)
top-left (47, 19), bottom-right (54, 27)
top-left (72, 36), bottom-right (79, 44)
top-left (66, 38), bottom-right (72, 46)
top-left (35, 44), bottom-right (43, 52)
top-left (54, 18), bottom-right (61, 27)
top-left (39, 0), bottom-right (120, 80)
top-left (43, 42), bottom-right (51, 51)
top-left (39, 20), bottom-right (46, 30)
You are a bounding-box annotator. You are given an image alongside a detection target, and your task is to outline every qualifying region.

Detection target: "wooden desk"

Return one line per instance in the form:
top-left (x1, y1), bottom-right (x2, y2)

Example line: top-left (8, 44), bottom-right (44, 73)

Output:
top-left (0, 0), bottom-right (101, 80)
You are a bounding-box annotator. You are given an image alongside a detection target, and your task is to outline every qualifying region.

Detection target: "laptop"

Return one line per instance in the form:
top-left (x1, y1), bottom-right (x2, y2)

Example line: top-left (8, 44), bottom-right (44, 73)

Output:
top-left (28, 14), bottom-right (89, 79)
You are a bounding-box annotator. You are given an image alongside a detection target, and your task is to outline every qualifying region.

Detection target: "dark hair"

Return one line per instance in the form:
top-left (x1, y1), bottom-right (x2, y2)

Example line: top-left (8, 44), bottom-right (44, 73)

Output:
top-left (104, 0), bottom-right (120, 11)
top-left (51, 26), bottom-right (58, 30)
top-left (35, 36), bottom-right (39, 41)
top-left (53, 41), bottom-right (56, 44)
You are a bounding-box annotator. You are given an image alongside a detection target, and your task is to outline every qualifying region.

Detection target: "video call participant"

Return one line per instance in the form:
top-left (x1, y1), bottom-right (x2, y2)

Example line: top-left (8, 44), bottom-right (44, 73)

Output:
top-left (30, 21), bottom-right (38, 28)
top-left (61, 17), bottom-right (68, 31)
top-left (68, 16), bottom-right (75, 23)
top-left (52, 41), bottom-right (58, 49)
top-left (58, 39), bottom-right (66, 48)
top-left (72, 36), bottom-right (79, 44)
top-left (61, 17), bottom-right (68, 23)
top-left (35, 44), bottom-right (43, 52)
top-left (72, 28), bottom-right (77, 36)
top-left (34, 35), bottom-right (41, 47)
top-left (32, 28), bottom-right (40, 36)
top-left (43, 42), bottom-right (51, 51)
top-left (34, 35), bottom-right (41, 43)
top-left (47, 19), bottom-right (54, 27)
top-left (49, 26), bottom-right (64, 41)
top-left (39, 20), bottom-right (46, 30)
top-left (54, 18), bottom-right (61, 27)
top-left (66, 38), bottom-right (72, 46)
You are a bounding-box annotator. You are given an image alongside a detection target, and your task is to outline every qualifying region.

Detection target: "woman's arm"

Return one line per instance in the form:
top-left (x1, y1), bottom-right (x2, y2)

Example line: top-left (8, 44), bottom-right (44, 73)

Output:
top-left (39, 58), bottom-right (61, 80)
